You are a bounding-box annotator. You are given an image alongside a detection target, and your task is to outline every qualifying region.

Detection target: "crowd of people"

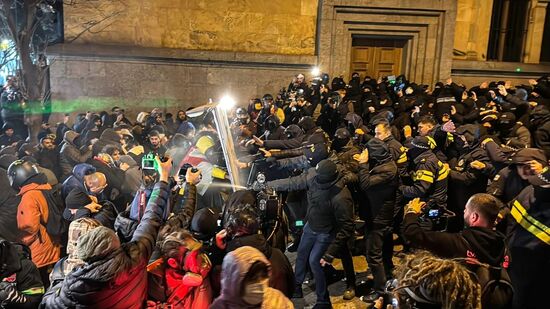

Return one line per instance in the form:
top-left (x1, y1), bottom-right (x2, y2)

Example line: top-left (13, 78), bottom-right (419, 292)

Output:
top-left (0, 71), bottom-right (548, 309)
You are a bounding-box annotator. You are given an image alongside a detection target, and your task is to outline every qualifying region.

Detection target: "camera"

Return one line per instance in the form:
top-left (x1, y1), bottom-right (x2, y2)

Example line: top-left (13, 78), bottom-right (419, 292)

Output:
top-left (178, 163), bottom-right (198, 177)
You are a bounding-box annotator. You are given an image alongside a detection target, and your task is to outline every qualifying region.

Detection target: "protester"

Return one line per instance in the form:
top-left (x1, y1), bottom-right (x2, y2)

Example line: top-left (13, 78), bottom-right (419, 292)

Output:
top-left (0, 71), bottom-right (546, 309)
top-left (210, 246), bottom-right (293, 309)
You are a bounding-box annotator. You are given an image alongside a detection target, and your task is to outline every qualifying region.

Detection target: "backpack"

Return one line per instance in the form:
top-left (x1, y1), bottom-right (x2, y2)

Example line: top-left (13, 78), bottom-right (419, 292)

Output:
top-left (462, 236), bottom-right (514, 309)
top-left (41, 183), bottom-right (69, 243)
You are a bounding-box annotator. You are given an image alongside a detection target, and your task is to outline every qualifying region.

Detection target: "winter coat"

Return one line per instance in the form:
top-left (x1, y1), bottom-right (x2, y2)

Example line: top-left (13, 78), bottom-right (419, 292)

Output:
top-left (41, 181), bottom-right (170, 308)
top-left (17, 182), bottom-right (60, 268)
top-left (267, 171), bottom-right (354, 260)
top-left (502, 124), bottom-right (532, 149)
top-left (226, 234), bottom-right (294, 298)
top-left (358, 160), bottom-right (398, 227)
top-left (34, 148), bottom-right (61, 178)
top-left (507, 185), bottom-right (550, 251)
top-left (210, 246), bottom-right (293, 309)
top-left (91, 128), bottom-right (122, 156)
top-left (448, 147), bottom-right (493, 214)
top-left (402, 213), bottom-right (506, 267)
top-left (486, 167), bottom-right (530, 204)
top-left (60, 131), bottom-right (92, 180)
top-left (530, 107), bottom-right (550, 158)
top-left (399, 150), bottom-right (448, 209)
top-left (61, 163), bottom-right (96, 199)
top-left (0, 168), bottom-right (21, 242)
top-left (0, 242), bottom-right (44, 309)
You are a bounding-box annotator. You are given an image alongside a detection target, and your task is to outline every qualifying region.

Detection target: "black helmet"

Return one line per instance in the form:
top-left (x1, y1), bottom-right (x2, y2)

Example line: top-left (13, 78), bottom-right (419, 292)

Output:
top-left (7, 160), bottom-right (39, 190)
top-left (321, 73), bottom-right (330, 85)
top-left (262, 94), bottom-right (273, 104)
top-left (225, 204), bottom-right (260, 238)
top-left (263, 115), bottom-right (280, 132)
top-left (235, 107), bottom-right (249, 120)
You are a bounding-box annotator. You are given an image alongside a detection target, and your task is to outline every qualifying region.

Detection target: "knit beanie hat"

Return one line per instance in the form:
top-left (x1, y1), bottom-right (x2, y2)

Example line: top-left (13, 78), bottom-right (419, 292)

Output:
top-left (77, 226), bottom-right (120, 263)
top-left (65, 188), bottom-right (93, 210)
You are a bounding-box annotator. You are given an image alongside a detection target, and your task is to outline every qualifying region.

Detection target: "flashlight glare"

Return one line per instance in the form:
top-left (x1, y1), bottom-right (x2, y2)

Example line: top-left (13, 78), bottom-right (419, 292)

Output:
top-left (311, 67), bottom-right (321, 77)
top-left (219, 95), bottom-right (236, 110)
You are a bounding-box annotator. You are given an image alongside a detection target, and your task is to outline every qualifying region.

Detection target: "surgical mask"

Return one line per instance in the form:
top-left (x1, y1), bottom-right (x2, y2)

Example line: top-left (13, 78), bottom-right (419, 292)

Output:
top-left (242, 278), bottom-right (268, 305)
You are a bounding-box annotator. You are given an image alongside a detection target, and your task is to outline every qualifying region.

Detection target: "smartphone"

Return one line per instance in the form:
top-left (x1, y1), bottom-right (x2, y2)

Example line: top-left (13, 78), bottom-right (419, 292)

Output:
top-left (428, 209), bottom-right (439, 218)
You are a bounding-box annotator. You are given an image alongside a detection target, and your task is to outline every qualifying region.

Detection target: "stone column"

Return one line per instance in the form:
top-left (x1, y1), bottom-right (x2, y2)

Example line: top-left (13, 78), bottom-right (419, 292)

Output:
top-left (523, 0), bottom-right (549, 63)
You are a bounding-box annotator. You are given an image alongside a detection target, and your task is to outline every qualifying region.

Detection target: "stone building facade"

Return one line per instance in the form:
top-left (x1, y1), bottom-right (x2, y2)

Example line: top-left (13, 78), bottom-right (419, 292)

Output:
top-left (49, 0), bottom-right (550, 116)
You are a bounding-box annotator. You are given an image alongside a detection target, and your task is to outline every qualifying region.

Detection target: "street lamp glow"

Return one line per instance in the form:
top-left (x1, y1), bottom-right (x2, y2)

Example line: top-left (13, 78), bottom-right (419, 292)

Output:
top-left (311, 67), bottom-right (321, 77)
top-left (219, 95), bottom-right (236, 110)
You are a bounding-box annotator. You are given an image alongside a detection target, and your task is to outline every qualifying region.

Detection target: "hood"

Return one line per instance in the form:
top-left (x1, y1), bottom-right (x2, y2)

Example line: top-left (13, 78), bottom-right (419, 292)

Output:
top-left (99, 129), bottom-right (121, 144)
top-left (223, 190), bottom-right (257, 224)
top-left (72, 163), bottom-right (96, 182)
top-left (226, 234), bottom-right (272, 259)
top-left (462, 227), bottom-right (506, 266)
top-left (344, 112), bottom-right (364, 129)
top-left (455, 124), bottom-right (481, 148)
top-left (63, 130), bottom-right (80, 145)
top-left (219, 246), bottom-right (271, 304)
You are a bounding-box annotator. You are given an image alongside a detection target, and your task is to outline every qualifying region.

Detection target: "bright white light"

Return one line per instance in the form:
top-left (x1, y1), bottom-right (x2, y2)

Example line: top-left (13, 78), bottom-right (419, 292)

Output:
top-left (311, 67), bottom-right (321, 77)
top-left (219, 95), bottom-right (236, 110)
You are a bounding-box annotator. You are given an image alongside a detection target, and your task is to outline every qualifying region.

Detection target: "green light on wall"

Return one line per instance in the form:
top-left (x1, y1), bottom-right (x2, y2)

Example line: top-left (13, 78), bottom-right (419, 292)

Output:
top-left (516, 67), bottom-right (522, 72)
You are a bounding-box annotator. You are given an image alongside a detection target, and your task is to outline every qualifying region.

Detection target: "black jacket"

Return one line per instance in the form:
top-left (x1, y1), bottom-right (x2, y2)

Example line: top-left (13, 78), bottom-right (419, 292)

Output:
top-left (358, 160), bottom-right (398, 227)
top-left (403, 213), bottom-right (506, 266)
top-left (41, 181), bottom-right (170, 308)
top-left (226, 234), bottom-right (294, 298)
top-left (448, 146), bottom-right (493, 212)
top-left (267, 171), bottom-right (354, 259)
top-left (400, 150), bottom-right (448, 208)
top-left (0, 242), bottom-right (44, 309)
top-left (0, 169), bottom-right (21, 242)
top-left (487, 166), bottom-right (530, 204)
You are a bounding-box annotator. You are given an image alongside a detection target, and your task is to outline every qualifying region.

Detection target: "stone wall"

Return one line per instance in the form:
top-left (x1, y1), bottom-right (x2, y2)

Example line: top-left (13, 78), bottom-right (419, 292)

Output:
top-left (64, 0), bottom-right (318, 55)
top-left (48, 44), bottom-right (316, 119)
top-left (453, 0), bottom-right (494, 61)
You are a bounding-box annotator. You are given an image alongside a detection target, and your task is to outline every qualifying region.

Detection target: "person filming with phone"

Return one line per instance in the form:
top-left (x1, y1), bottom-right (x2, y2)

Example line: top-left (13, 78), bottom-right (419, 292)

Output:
top-left (402, 193), bottom-right (506, 266)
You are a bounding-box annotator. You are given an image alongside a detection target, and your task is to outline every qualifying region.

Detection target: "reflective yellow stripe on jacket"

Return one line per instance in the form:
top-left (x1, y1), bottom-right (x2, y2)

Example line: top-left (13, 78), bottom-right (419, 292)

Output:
top-left (511, 200), bottom-right (550, 245)
top-left (414, 170), bottom-right (434, 183)
top-left (22, 287), bottom-right (45, 295)
top-left (437, 161), bottom-right (449, 181)
top-left (397, 146), bottom-right (408, 164)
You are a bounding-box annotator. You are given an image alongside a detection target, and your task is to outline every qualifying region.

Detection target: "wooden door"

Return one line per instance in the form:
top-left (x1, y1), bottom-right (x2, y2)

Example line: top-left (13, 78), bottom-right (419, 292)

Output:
top-left (350, 42), bottom-right (403, 80)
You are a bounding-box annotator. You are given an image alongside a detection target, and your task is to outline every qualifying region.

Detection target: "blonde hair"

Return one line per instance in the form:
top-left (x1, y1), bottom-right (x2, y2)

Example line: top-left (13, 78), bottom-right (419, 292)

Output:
top-left (395, 251), bottom-right (482, 309)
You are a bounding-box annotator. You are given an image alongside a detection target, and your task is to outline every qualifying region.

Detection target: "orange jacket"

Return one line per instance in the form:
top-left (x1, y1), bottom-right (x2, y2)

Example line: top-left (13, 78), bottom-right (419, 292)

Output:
top-left (17, 183), bottom-right (60, 268)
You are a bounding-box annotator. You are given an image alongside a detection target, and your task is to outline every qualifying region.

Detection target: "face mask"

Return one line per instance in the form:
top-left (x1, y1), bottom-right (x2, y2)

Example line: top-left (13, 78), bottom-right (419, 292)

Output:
top-left (242, 278), bottom-right (268, 305)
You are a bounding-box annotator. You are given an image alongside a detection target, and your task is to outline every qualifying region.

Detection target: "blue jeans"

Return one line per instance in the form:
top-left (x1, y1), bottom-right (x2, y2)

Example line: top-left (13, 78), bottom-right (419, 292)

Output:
top-left (295, 223), bottom-right (334, 305)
